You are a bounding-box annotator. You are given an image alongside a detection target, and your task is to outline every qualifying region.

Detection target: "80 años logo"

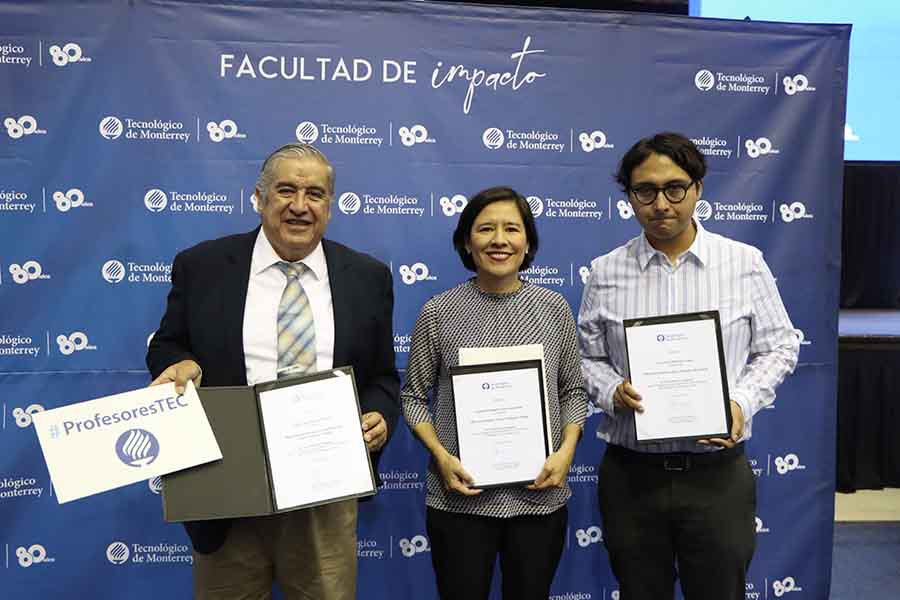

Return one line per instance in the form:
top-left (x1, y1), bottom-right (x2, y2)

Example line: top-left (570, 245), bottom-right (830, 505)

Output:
top-left (398, 534), bottom-right (430, 557)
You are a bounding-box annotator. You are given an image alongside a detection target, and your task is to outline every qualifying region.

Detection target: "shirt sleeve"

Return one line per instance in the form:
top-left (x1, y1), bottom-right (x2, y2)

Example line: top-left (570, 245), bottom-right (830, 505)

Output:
top-left (400, 298), bottom-right (441, 427)
top-left (731, 251), bottom-right (800, 429)
top-left (576, 264), bottom-right (625, 418)
top-left (555, 298), bottom-right (588, 427)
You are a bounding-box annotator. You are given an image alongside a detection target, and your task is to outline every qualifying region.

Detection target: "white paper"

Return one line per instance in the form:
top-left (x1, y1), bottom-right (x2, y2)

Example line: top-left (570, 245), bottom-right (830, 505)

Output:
top-left (459, 344), bottom-right (545, 367)
top-left (257, 372), bottom-right (373, 510)
top-left (32, 381), bottom-right (221, 504)
top-left (452, 366), bottom-right (548, 487)
top-left (458, 344), bottom-right (552, 451)
top-left (626, 319), bottom-right (729, 441)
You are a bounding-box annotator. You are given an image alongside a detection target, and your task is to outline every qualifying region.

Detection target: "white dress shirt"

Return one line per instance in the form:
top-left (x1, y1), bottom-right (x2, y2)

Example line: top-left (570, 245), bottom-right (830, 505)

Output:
top-left (242, 231), bottom-right (334, 385)
top-left (577, 221), bottom-right (800, 453)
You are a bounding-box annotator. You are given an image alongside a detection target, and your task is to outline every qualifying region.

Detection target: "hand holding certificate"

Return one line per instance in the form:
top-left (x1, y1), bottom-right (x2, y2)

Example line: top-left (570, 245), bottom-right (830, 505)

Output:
top-left (623, 312), bottom-right (732, 443)
top-left (163, 367), bottom-right (376, 521)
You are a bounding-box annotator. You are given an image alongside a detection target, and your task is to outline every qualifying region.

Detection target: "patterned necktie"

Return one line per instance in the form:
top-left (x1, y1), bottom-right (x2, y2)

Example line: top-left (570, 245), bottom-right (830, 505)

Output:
top-left (275, 261), bottom-right (316, 378)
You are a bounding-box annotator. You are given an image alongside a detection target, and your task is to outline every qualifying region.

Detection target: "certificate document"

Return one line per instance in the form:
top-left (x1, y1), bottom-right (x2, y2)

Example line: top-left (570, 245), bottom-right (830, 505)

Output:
top-left (256, 370), bottom-right (375, 511)
top-left (624, 312), bottom-right (732, 443)
top-left (458, 344), bottom-right (553, 452)
top-left (449, 360), bottom-right (549, 488)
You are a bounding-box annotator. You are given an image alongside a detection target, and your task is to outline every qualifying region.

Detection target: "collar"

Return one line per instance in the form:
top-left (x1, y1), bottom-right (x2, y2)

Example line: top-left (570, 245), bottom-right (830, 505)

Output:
top-left (633, 219), bottom-right (710, 270)
top-left (250, 230), bottom-right (327, 280)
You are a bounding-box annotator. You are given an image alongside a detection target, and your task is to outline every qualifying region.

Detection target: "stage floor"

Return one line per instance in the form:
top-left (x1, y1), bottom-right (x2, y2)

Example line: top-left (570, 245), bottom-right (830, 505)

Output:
top-left (839, 309), bottom-right (900, 338)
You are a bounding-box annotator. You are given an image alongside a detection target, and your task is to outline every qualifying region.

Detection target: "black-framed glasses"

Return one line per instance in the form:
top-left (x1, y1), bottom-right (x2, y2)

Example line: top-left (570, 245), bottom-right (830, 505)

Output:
top-left (629, 181), bottom-right (696, 205)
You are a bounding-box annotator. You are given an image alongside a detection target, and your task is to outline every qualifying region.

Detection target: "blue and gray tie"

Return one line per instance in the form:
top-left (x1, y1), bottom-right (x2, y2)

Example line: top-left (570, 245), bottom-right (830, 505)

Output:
top-left (275, 261), bottom-right (316, 378)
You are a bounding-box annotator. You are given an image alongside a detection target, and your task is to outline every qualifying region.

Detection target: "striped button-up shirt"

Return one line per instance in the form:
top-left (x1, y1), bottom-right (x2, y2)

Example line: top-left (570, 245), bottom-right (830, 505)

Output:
top-left (577, 222), bottom-right (799, 453)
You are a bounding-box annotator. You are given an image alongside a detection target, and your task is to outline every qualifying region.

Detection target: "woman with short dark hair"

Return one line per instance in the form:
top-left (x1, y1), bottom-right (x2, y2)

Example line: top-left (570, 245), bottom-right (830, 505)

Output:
top-left (400, 186), bottom-right (587, 600)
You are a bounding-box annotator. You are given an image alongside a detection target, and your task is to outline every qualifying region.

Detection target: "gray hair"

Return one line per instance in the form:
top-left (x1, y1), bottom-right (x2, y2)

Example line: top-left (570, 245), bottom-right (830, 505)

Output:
top-left (255, 143), bottom-right (335, 202)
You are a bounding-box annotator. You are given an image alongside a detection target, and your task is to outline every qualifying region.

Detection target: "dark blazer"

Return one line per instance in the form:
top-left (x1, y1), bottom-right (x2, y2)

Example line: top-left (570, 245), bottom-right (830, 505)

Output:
top-left (146, 228), bottom-right (399, 554)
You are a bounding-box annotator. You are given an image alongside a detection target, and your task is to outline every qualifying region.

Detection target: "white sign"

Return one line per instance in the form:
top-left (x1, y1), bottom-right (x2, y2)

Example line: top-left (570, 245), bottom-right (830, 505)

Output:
top-left (32, 382), bottom-right (221, 503)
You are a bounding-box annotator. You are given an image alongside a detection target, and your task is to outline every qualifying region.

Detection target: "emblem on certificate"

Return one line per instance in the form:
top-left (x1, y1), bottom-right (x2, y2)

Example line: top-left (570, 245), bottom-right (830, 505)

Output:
top-left (623, 311), bottom-right (732, 443)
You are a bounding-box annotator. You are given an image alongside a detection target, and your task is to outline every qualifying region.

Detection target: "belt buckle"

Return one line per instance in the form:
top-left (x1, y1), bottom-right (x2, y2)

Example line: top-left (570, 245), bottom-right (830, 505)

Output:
top-left (663, 455), bottom-right (690, 471)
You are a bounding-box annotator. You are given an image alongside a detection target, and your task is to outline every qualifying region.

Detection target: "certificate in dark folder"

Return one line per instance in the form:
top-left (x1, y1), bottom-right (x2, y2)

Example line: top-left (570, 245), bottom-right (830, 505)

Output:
top-left (623, 311), bottom-right (732, 444)
top-left (162, 367), bottom-right (376, 522)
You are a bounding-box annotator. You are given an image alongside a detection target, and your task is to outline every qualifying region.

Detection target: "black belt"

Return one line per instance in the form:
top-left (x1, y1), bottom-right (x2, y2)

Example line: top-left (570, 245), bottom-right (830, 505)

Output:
top-left (605, 443), bottom-right (744, 472)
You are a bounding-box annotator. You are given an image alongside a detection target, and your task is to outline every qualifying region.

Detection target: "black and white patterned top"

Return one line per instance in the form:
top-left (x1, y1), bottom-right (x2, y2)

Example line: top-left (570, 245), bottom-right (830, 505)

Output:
top-left (401, 279), bottom-right (588, 518)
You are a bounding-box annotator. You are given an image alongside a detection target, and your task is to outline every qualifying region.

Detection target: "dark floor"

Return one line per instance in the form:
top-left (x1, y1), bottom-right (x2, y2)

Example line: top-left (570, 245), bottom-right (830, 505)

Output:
top-left (831, 522), bottom-right (900, 599)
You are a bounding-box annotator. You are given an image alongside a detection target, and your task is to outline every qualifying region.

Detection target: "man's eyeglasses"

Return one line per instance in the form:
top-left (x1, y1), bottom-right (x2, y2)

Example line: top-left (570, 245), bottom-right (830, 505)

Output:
top-left (629, 182), bottom-right (696, 205)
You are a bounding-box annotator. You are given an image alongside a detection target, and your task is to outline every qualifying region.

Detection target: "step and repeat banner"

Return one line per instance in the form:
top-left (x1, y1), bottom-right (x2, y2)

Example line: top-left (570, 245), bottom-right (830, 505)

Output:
top-left (0, 2), bottom-right (848, 598)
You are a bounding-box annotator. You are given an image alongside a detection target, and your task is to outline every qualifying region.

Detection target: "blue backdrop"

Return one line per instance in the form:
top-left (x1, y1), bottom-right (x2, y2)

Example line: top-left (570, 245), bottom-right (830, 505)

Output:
top-left (0, 2), bottom-right (848, 599)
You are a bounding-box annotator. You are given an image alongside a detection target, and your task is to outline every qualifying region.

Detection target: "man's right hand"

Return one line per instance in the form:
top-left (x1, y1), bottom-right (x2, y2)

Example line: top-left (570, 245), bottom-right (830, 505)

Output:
top-left (614, 380), bottom-right (644, 413)
top-left (150, 359), bottom-right (202, 394)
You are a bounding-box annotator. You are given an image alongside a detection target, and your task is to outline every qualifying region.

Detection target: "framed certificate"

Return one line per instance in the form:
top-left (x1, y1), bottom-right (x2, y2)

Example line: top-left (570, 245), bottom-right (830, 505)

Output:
top-left (449, 360), bottom-right (550, 489)
top-left (162, 367), bottom-right (376, 521)
top-left (623, 311), bottom-right (732, 444)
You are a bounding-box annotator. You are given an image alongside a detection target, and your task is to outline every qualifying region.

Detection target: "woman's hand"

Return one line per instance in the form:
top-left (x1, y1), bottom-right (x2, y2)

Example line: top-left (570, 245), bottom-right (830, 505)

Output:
top-left (528, 446), bottom-right (576, 490)
top-left (434, 450), bottom-right (483, 496)
top-left (528, 423), bottom-right (582, 490)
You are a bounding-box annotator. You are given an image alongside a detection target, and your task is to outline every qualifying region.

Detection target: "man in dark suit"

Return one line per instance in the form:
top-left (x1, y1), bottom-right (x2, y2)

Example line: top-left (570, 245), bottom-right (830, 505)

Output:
top-left (147, 142), bottom-right (399, 600)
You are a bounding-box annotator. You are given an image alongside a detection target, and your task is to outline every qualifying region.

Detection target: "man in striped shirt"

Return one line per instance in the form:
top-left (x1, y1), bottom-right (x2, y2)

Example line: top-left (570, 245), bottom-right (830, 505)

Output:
top-left (577, 132), bottom-right (799, 600)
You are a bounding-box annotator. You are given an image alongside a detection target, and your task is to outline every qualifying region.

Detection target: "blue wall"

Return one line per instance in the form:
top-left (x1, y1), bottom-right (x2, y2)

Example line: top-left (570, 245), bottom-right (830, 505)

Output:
top-left (0, 2), bottom-right (848, 598)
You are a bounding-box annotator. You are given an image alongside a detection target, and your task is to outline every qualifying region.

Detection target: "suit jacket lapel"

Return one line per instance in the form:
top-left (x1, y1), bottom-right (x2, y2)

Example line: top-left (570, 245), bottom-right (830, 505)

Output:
top-left (324, 239), bottom-right (352, 369)
top-left (221, 228), bottom-right (258, 385)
